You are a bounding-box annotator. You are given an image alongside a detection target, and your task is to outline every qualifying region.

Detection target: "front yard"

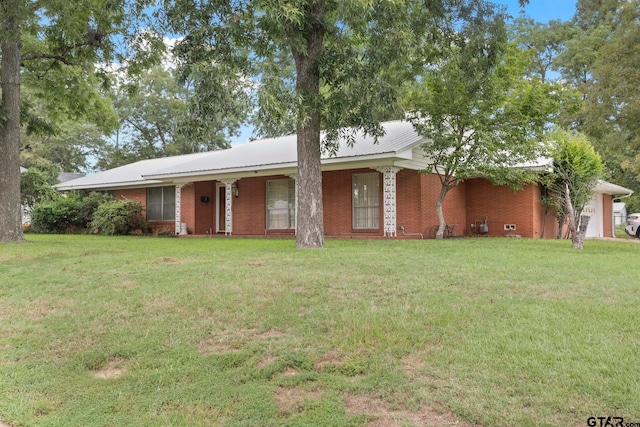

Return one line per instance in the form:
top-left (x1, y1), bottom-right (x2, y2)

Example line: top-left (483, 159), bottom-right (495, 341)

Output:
top-left (0, 235), bottom-right (638, 426)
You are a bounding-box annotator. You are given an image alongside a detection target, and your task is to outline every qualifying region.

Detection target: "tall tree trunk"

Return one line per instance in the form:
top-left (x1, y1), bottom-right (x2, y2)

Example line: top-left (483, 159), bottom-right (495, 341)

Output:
top-left (572, 214), bottom-right (590, 249)
top-left (435, 177), bottom-right (457, 240)
top-left (564, 182), bottom-right (589, 249)
top-left (0, 0), bottom-right (24, 243)
top-left (291, 0), bottom-right (325, 249)
top-left (435, 184), bottom-right (449, 239)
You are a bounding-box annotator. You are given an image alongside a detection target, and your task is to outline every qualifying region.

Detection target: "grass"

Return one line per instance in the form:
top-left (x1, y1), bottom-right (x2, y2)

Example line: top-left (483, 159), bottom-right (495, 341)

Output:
top-left (0, 235), bottom-right (639, 427)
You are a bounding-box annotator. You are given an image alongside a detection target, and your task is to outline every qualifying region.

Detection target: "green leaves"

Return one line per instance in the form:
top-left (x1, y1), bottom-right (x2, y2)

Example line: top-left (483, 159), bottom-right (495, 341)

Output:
top-left (548, 129), bottom-right (604, 220)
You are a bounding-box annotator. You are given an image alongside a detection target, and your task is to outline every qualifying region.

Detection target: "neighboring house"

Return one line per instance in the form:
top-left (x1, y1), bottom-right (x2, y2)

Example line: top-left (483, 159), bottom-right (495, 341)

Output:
top-left (20, 167), bottom-right (30, 225)
top-left (613, 202), bottom-right (628, 228)
top-left (54, 120), bottom-right (633, 239)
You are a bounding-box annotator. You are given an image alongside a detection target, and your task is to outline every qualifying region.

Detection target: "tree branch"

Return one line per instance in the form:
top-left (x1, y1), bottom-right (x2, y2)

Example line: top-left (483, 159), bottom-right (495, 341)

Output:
top-left (22, 53), bottom-right (76, 65)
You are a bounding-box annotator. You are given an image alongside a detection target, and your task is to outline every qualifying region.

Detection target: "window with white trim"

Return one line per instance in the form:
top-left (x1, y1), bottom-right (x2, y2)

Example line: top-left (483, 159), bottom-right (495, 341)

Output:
top-left (266, 179), bottom-right (295, 229)
top-left (147, 186), bottom-right (176, 221)
top-left (352, 173), bottom-right (379, 229)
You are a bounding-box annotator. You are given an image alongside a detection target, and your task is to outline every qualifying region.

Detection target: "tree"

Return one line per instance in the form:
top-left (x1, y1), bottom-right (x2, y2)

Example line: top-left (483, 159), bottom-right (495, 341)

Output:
top-left (163, 0), bottom-right (532, 248)
top-left (100, 64), bottom-right (237, 170)
top-left (550, 0), bottom-right (640, 212)
top-left (0, 0), bottom-right (161, 242)
top-left (19, 165), bottom-right (60, 224)
top-left (0, 0), bottom-right (25, 242)
top-left (509, 16), bottom-right (573, 83)
top-left (407, 5), bottom-right (568, 239)
top-left (0, 0), bottom-right (160, 242)
top-left (546, 129), bottom-right (604, 249)
top-left (21, 121), bottom-right (109, 173)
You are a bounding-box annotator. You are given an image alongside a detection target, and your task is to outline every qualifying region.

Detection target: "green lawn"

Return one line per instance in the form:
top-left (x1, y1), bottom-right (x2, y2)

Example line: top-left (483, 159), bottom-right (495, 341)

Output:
top-left (0, 235), bottom-right (639, 427)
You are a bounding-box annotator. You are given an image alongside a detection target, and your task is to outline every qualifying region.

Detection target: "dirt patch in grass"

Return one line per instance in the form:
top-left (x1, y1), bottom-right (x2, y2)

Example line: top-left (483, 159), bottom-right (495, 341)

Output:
top-left (197, 327), bottom-right (286, 355)
top-left (0, 420), bottom-right (13, 427)
top-left (27, 297), bottom-right (74, 320)
top-left (113, 280), bottom-right (139, 290)
top-left (245, 261), bottom-right (264, 267)
top-left (402, 354), bottom-right (427, 377)
top-left (344, 393), bottom-right (481, 427)
top-left (314, 350), bottom-right (345, 371)
top-left (91, 358), bottom-right (128, 379)
top-left (282, 366), bottom-right (299, 376)
top-left (196, 338), bottom-right (242, 355)
top-left (152, 257), bottom-right (191, 265)
top-left (275, 386), bottom-right (322, 413)
top-left (258, 328), bottom-right (286, 340)
top-left (257, 355), bottom-right (279, 368)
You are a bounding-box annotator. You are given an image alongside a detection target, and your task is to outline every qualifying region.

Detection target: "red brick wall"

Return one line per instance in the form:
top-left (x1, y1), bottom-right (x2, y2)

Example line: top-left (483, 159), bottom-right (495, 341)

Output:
top-left (113, 187), bottom-right (174, 233)
top-left (114, 171), bottom-right (613, 240)
top-left (193, 181), bottom-right (215, 235)
top-left (181, 184), bottom-right (196, 233)
top-left (323, 169), bottom-right (382, 236)
top-left (234, 176), bottom-right (269, 235)
top-left (603, 194), bottom-right (613, 237)
top-left (114, 188), bottom-right (146, 208)
top-left (466, 178), bottom-right (544, 238)
top-left (396, 169), bottom-right (422, 235)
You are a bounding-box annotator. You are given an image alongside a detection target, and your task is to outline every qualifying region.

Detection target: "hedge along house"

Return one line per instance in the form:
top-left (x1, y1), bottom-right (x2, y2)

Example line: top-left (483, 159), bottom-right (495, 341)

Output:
top-left (55, 120), bottom-right (633, 239)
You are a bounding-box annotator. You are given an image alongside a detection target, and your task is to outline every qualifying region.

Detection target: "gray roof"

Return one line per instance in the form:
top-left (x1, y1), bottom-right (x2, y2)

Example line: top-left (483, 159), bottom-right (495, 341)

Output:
top-left (54, 153), bottom-right (206, 191)
top-left (57, 172), bottom-right (85, 183)
top-left (594, 180), bottom-right (634, 196)
top-left (145, 120), bottom-right (422, 179)
top-left (55, 120), bottom-right (423, 191)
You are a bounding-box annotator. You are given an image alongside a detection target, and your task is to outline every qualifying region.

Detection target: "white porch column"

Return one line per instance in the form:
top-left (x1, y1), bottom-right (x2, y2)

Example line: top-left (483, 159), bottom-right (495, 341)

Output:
top-left (287, 173), bottom-right (298, 235)
top-left (220, 179), bottom-right (237, 235)
top-left (174, 183), bottom-right (191, 235)
top-left (375, 166), bottom-right (402, 237)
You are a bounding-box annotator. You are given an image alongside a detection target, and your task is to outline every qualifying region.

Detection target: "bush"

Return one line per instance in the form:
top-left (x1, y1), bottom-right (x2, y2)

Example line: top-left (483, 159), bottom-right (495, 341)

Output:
top-left (78, 192), bottom-right (113, 225)
top-left (30, 195), bottom-right (85, 234)
top-left (30, 192), bottom-right (114, 234)
top-left (91, 200), bottom-right (145, 236)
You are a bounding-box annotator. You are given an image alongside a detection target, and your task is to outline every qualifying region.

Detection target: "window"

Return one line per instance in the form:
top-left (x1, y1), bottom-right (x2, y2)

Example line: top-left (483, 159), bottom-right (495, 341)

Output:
top-left (147, 186), bottom-right (175, 221)
top-left (266, 179), bottom-right (295, 229)
top-left (352, 173), bottom-right (379, 229)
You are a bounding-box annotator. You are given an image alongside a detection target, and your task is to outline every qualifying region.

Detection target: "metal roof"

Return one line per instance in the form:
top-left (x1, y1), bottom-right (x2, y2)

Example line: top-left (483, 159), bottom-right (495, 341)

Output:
top-left (594, 180), bottom-right (634, 196)
top-left (55, 120), bottom-right (423, 191)
top-left (145, 120), bottom-right (422, 179)
top-left (54, 153), bottom-right (206, 191)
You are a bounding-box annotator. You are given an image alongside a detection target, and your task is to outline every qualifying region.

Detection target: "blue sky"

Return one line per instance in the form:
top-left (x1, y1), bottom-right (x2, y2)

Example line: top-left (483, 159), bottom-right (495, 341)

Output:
top-left (231, 0), bottom-right (578, 144)
top-left (499, 0), bottom-right (577, 23)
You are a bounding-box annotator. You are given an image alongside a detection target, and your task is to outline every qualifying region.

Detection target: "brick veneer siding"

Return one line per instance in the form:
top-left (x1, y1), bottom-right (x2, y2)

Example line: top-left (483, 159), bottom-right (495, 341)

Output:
top-left (603, 194), bottom-right (613, 237)
top-left (193, 181), bottom-right (215, 235)
top-left (114, 188), bottom-right (146, 207)
top-left (234, 176), bottom-right (270, 235)
top-left (181, 184), bottom-right (196, 234)
top-left (112, 171), bottom-right (616, 239)
top-left (466, 178), bottom-right (545, 238)
top-left (323, 169), bottom-right (382, 236)
top-left (113, 187), bottom-right (173, 233)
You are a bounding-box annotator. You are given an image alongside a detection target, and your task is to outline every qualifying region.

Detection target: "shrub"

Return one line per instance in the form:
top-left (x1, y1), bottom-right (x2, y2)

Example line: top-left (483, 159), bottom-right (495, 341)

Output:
top-left (78, 192), bottom-right (114, 225)
top-left (30, 192), bottom-right (114, 234)
top-left (30, 195), bottom-right (85, 234)
top-left (91, 200), bottom-right (145, 236)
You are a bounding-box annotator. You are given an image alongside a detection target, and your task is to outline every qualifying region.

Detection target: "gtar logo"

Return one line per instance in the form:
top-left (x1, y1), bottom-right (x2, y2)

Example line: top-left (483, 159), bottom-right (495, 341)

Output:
top-left (587, 417), bottom-right (624, 427)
